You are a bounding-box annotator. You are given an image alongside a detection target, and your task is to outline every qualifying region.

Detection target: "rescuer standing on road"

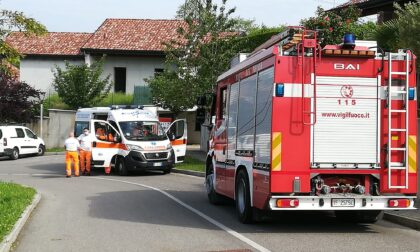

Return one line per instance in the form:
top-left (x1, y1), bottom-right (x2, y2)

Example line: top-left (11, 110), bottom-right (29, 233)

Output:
top-left (78, 127), bottom-right (93, 176)
top-left (64, 132), bottom-right (80, 178)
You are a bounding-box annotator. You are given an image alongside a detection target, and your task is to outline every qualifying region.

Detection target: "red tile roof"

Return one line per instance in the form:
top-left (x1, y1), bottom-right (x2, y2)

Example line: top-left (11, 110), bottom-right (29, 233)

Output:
top-left (82, 19), bottom-right (186, 52)
top-left (6, 32), bottom-right (92, 56)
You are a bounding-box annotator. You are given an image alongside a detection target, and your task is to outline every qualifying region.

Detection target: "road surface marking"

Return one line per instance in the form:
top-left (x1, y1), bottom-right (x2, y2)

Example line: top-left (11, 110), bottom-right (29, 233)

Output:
top-left (90, 177), bottom-right (271, 252)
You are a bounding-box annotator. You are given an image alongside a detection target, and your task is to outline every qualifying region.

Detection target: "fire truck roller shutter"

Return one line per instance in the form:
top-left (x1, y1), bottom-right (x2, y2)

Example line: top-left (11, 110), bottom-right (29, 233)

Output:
top-left (254, 67), bottom-right (274, 165)
top-left (312, 76), bottom-right (380, 168)
top-left (227, 82), bottom-right (239, 161)
top-left (237, 74), bottom-right (257, 152)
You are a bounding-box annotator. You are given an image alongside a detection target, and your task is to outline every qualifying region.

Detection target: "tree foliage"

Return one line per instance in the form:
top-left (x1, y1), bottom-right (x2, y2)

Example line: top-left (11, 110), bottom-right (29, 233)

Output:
top-left (0, 9), bottom-right (47, 74)
top-left (0, 72), bottom-right (44, 123)
top-left (52, 59), bottom-right (112, 109)
top-left (147, 0), bottom-right (241, 113)
top-left (372, 1), bottom-right (420, 69)
top-left (301, 6), bottom-right (376, 46)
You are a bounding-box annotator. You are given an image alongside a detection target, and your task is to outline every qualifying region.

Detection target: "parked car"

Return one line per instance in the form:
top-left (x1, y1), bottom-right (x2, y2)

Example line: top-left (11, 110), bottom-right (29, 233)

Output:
top-left (0, 126), bottom-right (45, 160)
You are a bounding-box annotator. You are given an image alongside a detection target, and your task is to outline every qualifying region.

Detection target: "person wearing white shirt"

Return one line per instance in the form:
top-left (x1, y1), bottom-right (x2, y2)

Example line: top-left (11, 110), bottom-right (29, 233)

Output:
top-left (77, 128), bottom-right (94, 176)
top-left (64, 132), bottom-right (80, 178)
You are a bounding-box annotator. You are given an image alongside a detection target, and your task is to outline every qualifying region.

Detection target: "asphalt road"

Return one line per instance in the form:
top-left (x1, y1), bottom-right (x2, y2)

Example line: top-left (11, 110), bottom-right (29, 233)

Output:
top-left (0, 155), bottom-right (419, 252)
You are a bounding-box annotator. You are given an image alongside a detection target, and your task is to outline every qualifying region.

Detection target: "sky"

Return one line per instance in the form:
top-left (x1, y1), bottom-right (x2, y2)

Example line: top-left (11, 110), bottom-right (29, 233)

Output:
top-left (1, 0), bottom-right (349, 33)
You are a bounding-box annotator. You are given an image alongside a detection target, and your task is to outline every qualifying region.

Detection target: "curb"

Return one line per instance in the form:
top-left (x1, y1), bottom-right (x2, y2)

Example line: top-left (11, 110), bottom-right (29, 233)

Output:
top-left (45, 152), bottom-right (65, 156)
top-left (384, 212), bottom-right (420, 231)
top-left (172, 168), bottom-right (205, 177)
top-left (0, 193), bottom-right (41, 252)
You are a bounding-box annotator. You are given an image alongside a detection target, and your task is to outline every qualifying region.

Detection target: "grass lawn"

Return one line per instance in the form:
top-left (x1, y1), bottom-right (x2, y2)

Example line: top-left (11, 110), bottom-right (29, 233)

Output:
top-left (46, 147), bottom-right (65, 152)
top-left (0, 182), bottom-right (36, 242)
top-left (174, 156), bottom-right (205, 172)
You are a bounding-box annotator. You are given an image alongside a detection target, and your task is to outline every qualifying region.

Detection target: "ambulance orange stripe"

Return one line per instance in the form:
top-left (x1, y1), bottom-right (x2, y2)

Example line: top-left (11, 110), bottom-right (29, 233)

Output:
top-left (94, 142), bottom-right (128, 150)
top-left (171, 139), bottom-right (186, 146)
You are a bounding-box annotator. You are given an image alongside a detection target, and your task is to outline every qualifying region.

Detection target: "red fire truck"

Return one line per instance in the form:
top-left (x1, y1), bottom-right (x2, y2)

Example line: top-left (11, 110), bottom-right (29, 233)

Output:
top-left (204, 27), bottom-right (418, 223)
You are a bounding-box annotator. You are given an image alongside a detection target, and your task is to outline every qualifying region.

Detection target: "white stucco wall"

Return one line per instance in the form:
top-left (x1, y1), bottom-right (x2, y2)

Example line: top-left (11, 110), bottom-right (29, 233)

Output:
top-left (20, 58), bottom-right (84, 94)
top-left (100, 55), bottom-right (165, 94)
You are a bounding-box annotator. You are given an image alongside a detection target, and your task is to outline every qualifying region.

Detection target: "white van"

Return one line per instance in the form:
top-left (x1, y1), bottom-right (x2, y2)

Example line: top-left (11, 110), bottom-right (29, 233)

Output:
top-left (75, 107), bottom-right (187, 175)
top-left (0, 126), bottom-right (46, 160)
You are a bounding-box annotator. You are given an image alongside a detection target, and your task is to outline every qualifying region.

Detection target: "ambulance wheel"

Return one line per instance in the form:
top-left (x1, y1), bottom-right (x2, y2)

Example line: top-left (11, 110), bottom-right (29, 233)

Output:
top-left (205, 163), bottom-right (223, 205)
top-left (38, 145), bottom-right (45, 156)
top-left (335, 210), bottom-right (383, 223)
top-left (10, 147), bottom-right (19, 160)
top-left (235, 169), bottom-right (253, 224)
top-left (163, 166), bottom-right (172, 174)
top-left (117, 158), bottom-right (128, 176)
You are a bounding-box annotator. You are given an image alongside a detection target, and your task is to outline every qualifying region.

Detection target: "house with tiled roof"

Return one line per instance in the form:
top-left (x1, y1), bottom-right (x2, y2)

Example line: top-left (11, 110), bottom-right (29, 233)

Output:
top-left (6, 18), bottom-right (185, 95)
top-left (6, 18), bottom-right (202, 144)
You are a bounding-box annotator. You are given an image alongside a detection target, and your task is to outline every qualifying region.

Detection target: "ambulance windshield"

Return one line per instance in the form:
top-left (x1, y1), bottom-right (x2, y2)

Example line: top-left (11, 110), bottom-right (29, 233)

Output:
top-left (119, 121), bottom-right (167, 141)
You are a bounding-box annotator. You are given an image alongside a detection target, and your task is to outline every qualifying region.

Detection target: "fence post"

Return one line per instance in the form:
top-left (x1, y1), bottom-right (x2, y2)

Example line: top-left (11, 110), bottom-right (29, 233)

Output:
top-left (40, 104), bottom-right (43, 138)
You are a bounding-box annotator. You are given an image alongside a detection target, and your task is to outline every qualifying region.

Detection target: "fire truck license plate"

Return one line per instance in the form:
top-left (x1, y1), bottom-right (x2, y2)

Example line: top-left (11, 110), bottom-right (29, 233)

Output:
top-left (332, 199), bottom-right (355, 207)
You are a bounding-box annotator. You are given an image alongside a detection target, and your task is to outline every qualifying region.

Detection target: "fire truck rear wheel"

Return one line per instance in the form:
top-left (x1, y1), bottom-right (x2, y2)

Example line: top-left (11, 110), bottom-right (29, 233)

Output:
top-left (235, 169), bottom-right (253, 224)
top-left (205, 163), bottom-right (223, 205)
top-left (117, 158), bottom-right (128, 176)
top-left (335, 210), bottom-right (384, 223)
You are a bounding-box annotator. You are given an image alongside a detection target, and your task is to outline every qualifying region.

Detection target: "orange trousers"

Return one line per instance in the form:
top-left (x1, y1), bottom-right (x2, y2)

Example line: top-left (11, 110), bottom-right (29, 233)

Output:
top-left (79, 150), bottom-right (92, 173)
top-left (66, 151), bottom-right (79, 176)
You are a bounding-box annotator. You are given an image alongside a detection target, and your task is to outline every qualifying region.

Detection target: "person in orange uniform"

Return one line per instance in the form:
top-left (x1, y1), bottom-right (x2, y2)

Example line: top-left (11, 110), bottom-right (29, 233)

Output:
top-left (78, 127), bottom-right (94, 176)
top-left (95, 127), bottom-right (115, 175)
top-left (64, 132), bottom-right (80, 178)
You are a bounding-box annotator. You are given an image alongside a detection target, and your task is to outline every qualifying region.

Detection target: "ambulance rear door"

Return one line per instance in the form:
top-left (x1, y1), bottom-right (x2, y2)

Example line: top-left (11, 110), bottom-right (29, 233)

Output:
top-left (166, 119), bottom-right (187, 163)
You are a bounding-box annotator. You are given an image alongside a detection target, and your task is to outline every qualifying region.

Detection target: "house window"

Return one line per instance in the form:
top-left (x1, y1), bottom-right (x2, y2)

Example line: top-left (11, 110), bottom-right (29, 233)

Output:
top-left (154, 68), bottom-right (164, 76)
top-left (114, 67), bottom-right (126, 93)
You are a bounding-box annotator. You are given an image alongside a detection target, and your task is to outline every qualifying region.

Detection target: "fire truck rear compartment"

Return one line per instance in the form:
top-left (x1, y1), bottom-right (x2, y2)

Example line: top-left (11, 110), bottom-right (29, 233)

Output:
top-left (311, 76), bottom-right (380, 169)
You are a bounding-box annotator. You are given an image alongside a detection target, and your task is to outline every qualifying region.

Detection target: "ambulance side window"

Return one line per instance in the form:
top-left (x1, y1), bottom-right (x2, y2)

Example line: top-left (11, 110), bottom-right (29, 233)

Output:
top-left (94, 122), bottom-right (109, 142)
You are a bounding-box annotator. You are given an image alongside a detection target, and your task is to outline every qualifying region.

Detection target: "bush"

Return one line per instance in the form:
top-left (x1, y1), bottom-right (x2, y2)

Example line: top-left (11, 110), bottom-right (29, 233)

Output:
top-left (44, 93), bottom-right (70, 111)
top-left (94, 92), bottom-right (133, 107)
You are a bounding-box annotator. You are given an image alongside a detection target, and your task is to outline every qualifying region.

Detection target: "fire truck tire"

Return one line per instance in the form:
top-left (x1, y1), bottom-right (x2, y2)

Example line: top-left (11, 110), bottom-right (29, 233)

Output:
top-left (235, 169), bottom-right (253, 224)
top-left (205, 163), bottom-right (223, 205)
top-left (117, 158), bottom-right (128, 176)
top-left (335, 210), bottom-right (384, 223)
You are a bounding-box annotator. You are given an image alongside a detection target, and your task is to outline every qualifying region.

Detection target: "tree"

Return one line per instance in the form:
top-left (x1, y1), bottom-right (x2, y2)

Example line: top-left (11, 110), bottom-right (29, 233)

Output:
top-left (147, 0), bottom-right (240, 113)
top-left (301, 6), bottom-right (376, 46)
top-left (0, 9), bottom-right (47, 74)
top-left (395, 1), bottom-right (420, 57)
top-left (0, 72), bottom-right (44, 123)
top-left (52, 59), bottom-right (112, 109)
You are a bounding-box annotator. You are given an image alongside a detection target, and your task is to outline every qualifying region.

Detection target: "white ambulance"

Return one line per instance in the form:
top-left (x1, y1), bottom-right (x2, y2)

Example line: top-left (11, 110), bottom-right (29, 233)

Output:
top-left (75, 107), bottom-right (187, 175)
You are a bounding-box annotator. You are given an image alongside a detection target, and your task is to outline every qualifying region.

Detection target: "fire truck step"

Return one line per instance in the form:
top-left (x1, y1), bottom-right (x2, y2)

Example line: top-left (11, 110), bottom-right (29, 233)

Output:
top-left (389, 147), bottom-right (407, 151)
top-left (391, 72), bottom-right (407, 75)
top-left (390, 128), bottom-right (407, 132)
top-left (390, 90), bottom-right (407, 94)
top-left (389, 166), bottom-right (406, 170)
top-left (390, 109), bottom-right (407, 113)
top-left (389, 185), bottom-right (407, 189)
